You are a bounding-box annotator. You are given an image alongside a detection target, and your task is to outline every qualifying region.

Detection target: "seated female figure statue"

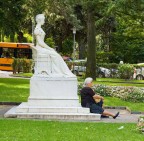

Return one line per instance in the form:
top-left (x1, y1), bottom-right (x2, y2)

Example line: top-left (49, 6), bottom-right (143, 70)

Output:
top-left (34, 14), bottom-right (75, 77)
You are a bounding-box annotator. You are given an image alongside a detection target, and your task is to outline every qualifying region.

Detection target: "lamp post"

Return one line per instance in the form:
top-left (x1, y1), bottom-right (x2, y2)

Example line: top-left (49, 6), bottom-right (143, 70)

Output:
top-left (32, 18), bottom-right (35, 44)
top-left (72, 26), bottom-right (76, 60)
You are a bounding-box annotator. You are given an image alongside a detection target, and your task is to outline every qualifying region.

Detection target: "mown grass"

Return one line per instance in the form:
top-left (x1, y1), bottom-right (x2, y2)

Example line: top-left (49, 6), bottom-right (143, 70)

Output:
top-left (78, 77), bottom-right (144, 87)
top-left (0, 78), bottom-right (29, 102)
top-left (11, 73), bottom-right (33, 78)
top-left (0, 119), bottom-right (143, 141)
top-left (104, 97), bottom-right (144, 112)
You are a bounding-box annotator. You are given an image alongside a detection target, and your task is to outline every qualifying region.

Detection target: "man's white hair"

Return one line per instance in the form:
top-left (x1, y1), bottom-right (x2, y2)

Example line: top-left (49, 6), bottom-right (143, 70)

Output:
top-left (83, 77), bottom-right (93, 87)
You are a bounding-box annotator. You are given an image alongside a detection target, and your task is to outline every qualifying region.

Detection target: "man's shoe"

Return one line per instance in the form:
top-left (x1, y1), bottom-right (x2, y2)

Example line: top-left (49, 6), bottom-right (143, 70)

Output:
top-left (113, 112), bottom-right (119, 119)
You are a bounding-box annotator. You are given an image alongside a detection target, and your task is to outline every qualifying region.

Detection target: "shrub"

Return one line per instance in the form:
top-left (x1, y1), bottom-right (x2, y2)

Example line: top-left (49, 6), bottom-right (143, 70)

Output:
top-left (93, 85), bottom-right (108, 96)
top-left (105, 86), bottom-right (144, 102)
top-left (128, 87), bottom-right (144, 102)
top-left (137, 116), bottom-right (144, 134)
top-left (118, 64), bottom-right (134, 79)
top-left (78, 83), bottom-right (144, 103)
top-left (97, 63), bottom-right (118, 69)
top-left (21, 59), bottom-right (33, 73)
top-left (12, 58), bottom-right (23, 74)
top-left (12, 58), bottom-right (18, 74)
top-left (12, 58), bottom-right (33, 73)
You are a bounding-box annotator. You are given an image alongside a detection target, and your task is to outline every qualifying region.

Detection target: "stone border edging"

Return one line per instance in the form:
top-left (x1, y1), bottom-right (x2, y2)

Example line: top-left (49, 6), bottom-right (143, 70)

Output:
top-left (0, 102), bottom-right (20, 105)
top-left (104, 106), bottom-right (144, 114)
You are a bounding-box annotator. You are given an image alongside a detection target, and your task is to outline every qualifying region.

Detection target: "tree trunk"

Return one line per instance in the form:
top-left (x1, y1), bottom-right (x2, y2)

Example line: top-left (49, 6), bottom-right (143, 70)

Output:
top-left (86, 11), bottom-right (96, 80)
top-left (78, 38), bottom-right (86, 59)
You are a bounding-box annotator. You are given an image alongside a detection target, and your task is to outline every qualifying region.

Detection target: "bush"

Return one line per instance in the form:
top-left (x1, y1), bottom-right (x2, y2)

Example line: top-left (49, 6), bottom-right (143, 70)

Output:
top-left (21, 59), bottom-right (33, 73)
top-left (12, 58), bottom-right (33, 73)
top-left (118, 64), bottom-right (134, 79)
top-left (97, 63), bottom-right (118, 69)
top-left (137, 116), bottom-right (144, 134)
top-left (93, 85), bottom-right (108, 96)
top-left (105, 86), bottom-right (144, 102)
top-left (12, 58), bottom-right (23, 74)
top-left (128, 87), bottom-right (144, 102)
top-left (78, 83), bottom-right (144, 103)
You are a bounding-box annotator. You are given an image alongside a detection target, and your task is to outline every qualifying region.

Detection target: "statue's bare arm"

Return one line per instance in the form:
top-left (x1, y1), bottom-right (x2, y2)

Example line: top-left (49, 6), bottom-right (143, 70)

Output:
top-left (36, 35), bottom-right (54, 51)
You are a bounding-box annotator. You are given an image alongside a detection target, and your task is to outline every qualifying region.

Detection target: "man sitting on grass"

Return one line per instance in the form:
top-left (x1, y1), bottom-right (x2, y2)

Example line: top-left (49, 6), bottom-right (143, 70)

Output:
top-left (80, 77), bottom-right (119, 119)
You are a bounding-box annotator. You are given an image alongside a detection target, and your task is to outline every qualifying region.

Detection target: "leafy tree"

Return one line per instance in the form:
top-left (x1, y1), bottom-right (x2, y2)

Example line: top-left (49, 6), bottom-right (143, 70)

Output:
top-left (62, 39), bottom-right (73, 56)
top-left (0, 0), bottom-right (26, 42)
top-left (109, 0), bottom-right (144, 63)
top-left (68, 0), bottom-right (115, 79)
top-left (3, 0), bottom-right (144, 77)
top-left (45, 37), bottom-right (55, 48)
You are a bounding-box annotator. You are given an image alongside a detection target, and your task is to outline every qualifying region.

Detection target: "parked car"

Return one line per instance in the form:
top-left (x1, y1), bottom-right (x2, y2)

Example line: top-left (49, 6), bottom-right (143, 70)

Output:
top-left (71, 59), bottom-right (86, 75)
top-left (72, 65), bottom-right (111, 78)
top-left (133, 63), bottom-right (144, 80)
top-left (98, 67), bottom-right (111, 78)
top-left (72, 65), bottom-right (86, 75)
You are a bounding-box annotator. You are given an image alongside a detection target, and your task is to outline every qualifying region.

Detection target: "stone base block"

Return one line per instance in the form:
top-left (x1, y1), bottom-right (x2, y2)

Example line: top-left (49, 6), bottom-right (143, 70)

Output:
top-left (28, 98), bottom-right (81, 107)
top-left (4, 105), bottom-right (101, 121)
top-left (29, 76), bottom-right (79, 107)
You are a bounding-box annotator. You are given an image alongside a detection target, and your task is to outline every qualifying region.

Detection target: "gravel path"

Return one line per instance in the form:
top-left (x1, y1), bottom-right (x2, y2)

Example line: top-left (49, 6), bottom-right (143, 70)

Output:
top-left (0, 70), bottom-right (13, 78)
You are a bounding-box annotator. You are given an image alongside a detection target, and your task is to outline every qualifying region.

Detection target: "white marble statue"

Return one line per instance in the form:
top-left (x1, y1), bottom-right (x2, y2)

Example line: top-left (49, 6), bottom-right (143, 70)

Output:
top-left (33, 14), bottom-right (75, 77)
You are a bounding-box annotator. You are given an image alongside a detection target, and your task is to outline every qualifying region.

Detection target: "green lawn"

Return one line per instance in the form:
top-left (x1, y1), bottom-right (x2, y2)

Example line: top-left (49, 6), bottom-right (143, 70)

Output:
top-left (11, 73), bottom-right (33, 78)
top-left (0, 78), bottom-right (29, 102)
top-left (104, 97), bottom-right (144, 112)
top-left (0, 119), bottom-right (143, 141)
top-left (78, 77), bottom-right (144, 87)
top-left (0, 77), bottom-right (144, 111)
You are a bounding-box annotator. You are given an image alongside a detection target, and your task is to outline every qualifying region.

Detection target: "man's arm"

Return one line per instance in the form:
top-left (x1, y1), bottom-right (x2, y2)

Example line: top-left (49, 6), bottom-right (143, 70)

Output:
top-left (93, 94), bottom-right (104, 102)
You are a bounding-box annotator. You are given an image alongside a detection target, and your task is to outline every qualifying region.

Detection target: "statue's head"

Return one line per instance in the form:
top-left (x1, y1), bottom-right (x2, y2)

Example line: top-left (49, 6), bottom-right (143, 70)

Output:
top-left (36, 14), bottom-right (45, 24)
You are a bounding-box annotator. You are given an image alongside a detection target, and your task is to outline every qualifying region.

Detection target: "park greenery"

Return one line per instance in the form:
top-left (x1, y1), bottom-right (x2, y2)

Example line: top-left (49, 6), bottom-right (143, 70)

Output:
top-left (0, 119), bottom-right (143, 141)
top-left (12, 58), bottom-right (33, 74)
top-left (1, 0), bottom-right (144, 79)
top-left (1, 1), bottom-right (144, 139)
top-left (0, 77), bottom-right (144, 111)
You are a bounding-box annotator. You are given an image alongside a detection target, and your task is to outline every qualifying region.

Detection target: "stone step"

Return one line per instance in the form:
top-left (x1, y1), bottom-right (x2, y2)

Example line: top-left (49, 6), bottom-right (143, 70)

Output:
top-left (4, 106), bottom-right (101, 121)
top-left (16, 102), bottom-right (90, 114)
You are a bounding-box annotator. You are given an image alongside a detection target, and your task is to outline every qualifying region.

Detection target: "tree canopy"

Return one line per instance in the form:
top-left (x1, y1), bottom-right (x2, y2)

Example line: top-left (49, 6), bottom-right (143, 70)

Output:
top-left (1, 0), bottom-right (144, 78)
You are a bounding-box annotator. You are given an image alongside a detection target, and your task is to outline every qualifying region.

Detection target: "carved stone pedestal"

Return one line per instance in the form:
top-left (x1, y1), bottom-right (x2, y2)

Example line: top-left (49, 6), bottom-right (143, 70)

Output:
top-left (28, 76), bottom-right (80, 107)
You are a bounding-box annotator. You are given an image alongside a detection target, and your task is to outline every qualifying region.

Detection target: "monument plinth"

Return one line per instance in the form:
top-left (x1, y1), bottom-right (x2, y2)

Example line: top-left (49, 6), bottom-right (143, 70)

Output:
top-left (29, 76), bottom-right (79, 107)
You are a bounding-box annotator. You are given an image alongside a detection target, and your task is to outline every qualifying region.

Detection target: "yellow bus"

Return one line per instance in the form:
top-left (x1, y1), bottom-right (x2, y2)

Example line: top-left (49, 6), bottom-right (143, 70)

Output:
top-left (0, 42), bottom-right (32, 71)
